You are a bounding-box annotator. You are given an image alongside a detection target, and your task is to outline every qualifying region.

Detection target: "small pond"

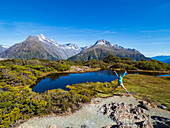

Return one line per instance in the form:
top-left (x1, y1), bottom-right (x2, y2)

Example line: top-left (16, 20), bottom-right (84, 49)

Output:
top-left (31, 70), bottom-right (170, 93)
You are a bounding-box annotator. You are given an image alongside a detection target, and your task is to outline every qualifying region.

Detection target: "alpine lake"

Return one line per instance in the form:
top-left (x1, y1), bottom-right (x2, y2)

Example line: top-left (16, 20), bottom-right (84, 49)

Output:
top-left (31, 70), bottom-right (170, 93)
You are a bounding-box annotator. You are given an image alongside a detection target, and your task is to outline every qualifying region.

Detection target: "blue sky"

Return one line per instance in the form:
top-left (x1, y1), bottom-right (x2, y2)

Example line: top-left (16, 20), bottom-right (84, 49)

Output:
top-left (0, 0), bottom-right (170, 57)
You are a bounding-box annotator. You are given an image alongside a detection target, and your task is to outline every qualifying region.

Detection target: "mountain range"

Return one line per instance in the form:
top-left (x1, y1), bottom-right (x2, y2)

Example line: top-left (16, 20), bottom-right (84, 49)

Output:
top-left (151, 55), bottom-right (170, 64)
top-left (0, 34), bottom-right (149, 61)
top-left (68, 40), bottom-right (149, 61)
top-left (0, 34), bottom-right (82, 60)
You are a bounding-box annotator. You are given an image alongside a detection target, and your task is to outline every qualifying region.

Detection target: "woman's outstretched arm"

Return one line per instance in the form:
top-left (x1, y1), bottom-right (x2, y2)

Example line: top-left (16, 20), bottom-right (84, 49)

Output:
top-left (122, 71), bottom-right (127, 78)
top-left (114, 71), bottom-right (119, 77)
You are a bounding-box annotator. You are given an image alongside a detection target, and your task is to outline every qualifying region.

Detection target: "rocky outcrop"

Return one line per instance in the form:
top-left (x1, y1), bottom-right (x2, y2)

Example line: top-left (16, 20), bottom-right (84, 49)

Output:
top-left (99, 102), bottom-right (153, 128)
top-left (69, 66), bottom-right (93, 72)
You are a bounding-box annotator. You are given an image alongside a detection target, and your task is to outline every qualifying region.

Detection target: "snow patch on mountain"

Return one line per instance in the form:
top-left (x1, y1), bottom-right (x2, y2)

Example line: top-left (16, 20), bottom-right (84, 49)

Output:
top-left (37, 34), bottom-right (59, 47)
top-left (61, 43), bottom-right (82, 51)
top-left (0, 45), bottom-right (9, 53)
top-left (94, 40), bottom-right (115, 47)
top-left (1, 45), bottom-right (9, 49)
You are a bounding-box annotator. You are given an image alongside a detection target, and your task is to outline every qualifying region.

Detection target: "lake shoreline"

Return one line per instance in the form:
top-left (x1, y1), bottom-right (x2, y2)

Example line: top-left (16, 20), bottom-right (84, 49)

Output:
top-left (16, 68), bottom-right (170, 89)
top-left (38, 66), bottom-right (101, 80)
top-left (38, 66), bottom-right (170, 79)
top-left (17, 66), bottom-right (101, 89)
top-left (37, 67), bottom-right (170, 83)
top-left (30, 67), bottom-right (170, 93)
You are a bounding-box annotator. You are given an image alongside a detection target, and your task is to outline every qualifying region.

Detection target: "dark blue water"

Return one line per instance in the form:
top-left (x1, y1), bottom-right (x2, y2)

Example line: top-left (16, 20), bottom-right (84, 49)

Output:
top-left (32, 70), bottom-right (170, 93)
top-left (32, 70), bottom-right (123, 93)
top-left (157, 74), bottom-right (170, 77)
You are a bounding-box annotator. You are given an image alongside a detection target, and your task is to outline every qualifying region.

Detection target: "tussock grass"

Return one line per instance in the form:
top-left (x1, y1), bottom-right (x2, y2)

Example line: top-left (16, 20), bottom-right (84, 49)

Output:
top-left (68, 74), bottom-right (170, 108)
top-left (124, 74), bottom-right (170, 107)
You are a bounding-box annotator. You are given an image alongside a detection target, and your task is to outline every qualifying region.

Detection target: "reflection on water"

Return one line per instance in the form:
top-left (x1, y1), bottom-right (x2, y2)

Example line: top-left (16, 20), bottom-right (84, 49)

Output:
top-left (32, 70), bottom-right (170, 93)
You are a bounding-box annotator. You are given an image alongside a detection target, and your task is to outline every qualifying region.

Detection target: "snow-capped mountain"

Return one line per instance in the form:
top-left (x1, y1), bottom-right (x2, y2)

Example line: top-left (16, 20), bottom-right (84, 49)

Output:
top-left (35, 34), bottom-right (82, 58)
top-left (0, 35), bottom-right (149, 61)
top-left (0, 45), bottom-right (9, 53)
top-left (0, 34), bottom-right (82, 60)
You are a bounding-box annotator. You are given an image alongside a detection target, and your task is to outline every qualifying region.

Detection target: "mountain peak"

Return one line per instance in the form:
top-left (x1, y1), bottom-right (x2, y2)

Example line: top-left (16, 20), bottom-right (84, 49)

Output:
top-left (0, 34), bottom-right (82, 60)
top-left (37, 33), bottom-right (46, 41)
top-left (94, 40), bottom-right (115, 46)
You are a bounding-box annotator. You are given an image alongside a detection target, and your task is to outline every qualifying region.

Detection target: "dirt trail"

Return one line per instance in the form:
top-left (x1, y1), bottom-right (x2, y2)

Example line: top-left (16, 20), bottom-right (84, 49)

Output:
top-left (19, 95), bottom-right (170, 128)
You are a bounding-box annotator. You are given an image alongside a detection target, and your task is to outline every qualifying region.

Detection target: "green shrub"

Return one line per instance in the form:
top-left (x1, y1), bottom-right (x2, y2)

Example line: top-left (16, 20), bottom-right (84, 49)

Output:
top-left (110, 63), bottom-right (129, 69)
top-left (135, 60), bottom-right (169, 71)
top-left (57, 64), bottom-right (71, 71)
top-left (100, 64), bottom-right (106, 70)
top-left (126, 65), bottom-right (138, 70)
top-left (103, 54), bottom-right (121, 63)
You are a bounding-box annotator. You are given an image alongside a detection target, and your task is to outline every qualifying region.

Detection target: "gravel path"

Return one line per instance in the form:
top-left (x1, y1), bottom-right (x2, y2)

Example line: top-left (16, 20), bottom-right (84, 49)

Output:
top-left (19, 95), bottom-right (170, 128)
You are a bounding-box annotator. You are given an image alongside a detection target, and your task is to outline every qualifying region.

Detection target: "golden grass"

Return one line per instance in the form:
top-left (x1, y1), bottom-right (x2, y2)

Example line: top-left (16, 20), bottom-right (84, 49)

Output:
top-left (124, 74), bottom-right (170, 107)
top-left (69, 74), bottom-right (170, 108)
top-left (128, 69), bottom-right (170, 74)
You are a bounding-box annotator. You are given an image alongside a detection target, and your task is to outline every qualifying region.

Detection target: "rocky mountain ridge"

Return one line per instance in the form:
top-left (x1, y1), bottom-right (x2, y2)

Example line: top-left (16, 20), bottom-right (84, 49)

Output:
top-left (0, 34), bottom-right (82, 60)
top-left (69, 39), bottom-right (149, 61)
top-left (0, 35), bottom-right (149, 61)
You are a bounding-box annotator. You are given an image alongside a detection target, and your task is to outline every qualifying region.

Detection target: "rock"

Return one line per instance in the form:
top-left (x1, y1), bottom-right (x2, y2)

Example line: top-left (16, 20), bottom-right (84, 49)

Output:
top-left (138, 103), bottom-right (150, 111)
top-left (99, 102), bottom-right (153, 128)
top-left (159, 105), bottom-right (167, 110)
top-left (150, 102), bottom-right (157, 108)
top-left (93, 99), bottom-right (102, 104)
top-left (139, 100), bottom-right (147, 105)
top-left (99, 107), bottom-right (105, 113)
top-left (147, 103), bottom-right (151, 106)
top-left (136, 120), bottom-right (153, 128)
top-left (47, 125), bottom-right (56, 128)
top-left (80, 124), bottom-right (89, 128)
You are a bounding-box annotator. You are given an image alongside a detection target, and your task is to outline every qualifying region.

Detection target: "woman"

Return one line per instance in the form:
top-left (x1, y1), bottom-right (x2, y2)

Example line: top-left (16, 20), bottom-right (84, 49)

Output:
top-left (111, 71), bottom-right (129, 94)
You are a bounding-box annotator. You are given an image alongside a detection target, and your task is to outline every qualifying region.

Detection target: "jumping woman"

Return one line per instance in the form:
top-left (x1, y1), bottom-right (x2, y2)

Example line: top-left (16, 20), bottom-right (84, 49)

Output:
top-left (111, 71), bottom-right (129, 94)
